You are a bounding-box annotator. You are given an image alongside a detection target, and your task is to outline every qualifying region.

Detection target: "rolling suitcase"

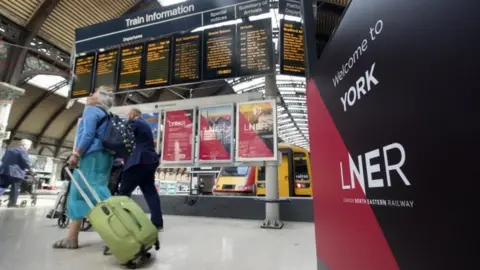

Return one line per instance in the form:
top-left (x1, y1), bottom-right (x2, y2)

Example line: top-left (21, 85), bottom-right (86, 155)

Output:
top-left (65, 168), bottom-right (160, 268)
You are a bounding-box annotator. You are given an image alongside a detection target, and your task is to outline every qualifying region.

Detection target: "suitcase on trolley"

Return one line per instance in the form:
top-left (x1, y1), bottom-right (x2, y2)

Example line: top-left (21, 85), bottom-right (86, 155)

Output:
top-left (64, 168), bottom-right (160, 268)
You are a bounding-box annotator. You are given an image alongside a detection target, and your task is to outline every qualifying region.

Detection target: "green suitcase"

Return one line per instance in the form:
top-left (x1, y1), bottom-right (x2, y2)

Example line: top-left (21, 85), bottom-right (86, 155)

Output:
top-left (66, 168), bottom-right (160, 268)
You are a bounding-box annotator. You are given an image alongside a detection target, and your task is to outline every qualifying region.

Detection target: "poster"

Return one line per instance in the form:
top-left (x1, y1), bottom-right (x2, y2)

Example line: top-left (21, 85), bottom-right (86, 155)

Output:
top-left (305, 0), bottom-right (477, 269)
top-left (198, 104), bottom-right (234, 162)
top-left (141, 112), bottom-right (160, 153)
top-left (235, 100), bottom-right (277, 161)
top-left (161, 109), bottom-right (195, 164)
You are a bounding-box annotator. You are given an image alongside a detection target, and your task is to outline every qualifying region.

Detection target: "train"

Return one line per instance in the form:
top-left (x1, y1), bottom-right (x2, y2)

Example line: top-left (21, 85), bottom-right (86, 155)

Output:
top-left (213, 144), bottom-right (312, 197)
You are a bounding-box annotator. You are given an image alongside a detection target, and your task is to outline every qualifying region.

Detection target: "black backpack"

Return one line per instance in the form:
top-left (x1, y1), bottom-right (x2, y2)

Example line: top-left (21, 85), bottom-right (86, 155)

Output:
top-left (96, 108), bottom-right (136, 158)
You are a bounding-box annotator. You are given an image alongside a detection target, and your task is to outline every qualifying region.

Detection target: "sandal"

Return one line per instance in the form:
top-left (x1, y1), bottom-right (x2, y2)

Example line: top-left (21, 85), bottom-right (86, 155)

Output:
top-left (52, 238), bottom-right (79, 249)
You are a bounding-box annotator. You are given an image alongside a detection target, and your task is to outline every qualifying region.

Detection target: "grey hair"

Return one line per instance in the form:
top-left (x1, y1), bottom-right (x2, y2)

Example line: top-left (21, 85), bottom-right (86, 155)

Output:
top-left (96, 87), bottom-right (114, 110)
top-left (20, 139), bottom-right (32, 150)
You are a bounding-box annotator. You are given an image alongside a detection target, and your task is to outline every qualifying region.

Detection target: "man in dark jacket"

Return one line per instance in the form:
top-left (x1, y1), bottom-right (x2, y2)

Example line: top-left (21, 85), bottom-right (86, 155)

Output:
top-left (118, 108), bottom-right (164, 230)
top-left (0, 139), bottom-right (32, 207)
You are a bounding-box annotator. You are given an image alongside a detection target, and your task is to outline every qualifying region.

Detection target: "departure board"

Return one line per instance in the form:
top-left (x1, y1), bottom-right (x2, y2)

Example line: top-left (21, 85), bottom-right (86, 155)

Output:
top-left (118, 45), bottom-right (144, 91)
top-left (173, 33), bottom-right (202, 84)
top-left (70, 53), bottom-right (95, 99)
top-left (94, 49), bottom-right (118, 92)
top-left (237, 18), bottom-right (274, 77)
top-left (203, 25), bottom-right (236, 80)
top-left (145, 37), bottom-right (172, 87)
top-left (280, 20), bottom-right (305, 76)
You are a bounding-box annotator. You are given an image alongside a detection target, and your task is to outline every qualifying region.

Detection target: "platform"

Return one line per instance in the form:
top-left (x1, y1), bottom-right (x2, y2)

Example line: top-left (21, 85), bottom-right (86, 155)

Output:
top-left (0, 197), bottom-right (315, 270)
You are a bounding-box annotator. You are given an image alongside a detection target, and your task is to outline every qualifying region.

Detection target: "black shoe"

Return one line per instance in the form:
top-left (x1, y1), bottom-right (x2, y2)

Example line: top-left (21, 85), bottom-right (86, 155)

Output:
top-left (156, 226), bottom-right (164, 232)
top-left (7, 204), bottom-right (19, 208)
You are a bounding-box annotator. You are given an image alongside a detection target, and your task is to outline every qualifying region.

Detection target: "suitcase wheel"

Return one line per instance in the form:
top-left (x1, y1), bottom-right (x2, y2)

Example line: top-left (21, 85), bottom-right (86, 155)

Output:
top-left (80, 218), bottom-right (92, 231)
top-left (58, 214), bottom-right (70, 228)
top-left (31, 199), bottom-right (37, 206)
top-left (103, 246), bottom-right (111, 256)
top-left (155, 240), bottom-right (160, 251)
top-left (126, 261), bottom-right (137, 269)
top-left (20, 200), bottom-right (27, 207)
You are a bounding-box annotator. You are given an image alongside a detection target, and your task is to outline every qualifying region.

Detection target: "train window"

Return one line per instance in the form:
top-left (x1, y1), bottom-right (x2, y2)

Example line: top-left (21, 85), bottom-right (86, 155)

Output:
top-left (294, 153), bottom-right (309, 181)
top-left (257, 167), bottom-right (266, 181)
top-left (220, 167), bottom-right (249, 176)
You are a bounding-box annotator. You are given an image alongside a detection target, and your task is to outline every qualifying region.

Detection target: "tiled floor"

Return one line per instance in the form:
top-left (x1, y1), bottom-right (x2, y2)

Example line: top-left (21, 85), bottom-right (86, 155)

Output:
top-left (0, 196), bottom-right (315, 270)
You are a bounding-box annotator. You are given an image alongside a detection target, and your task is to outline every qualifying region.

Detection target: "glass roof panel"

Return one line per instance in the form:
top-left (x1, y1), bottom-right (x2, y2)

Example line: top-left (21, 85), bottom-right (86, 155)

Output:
top-left (158, 0), bottom-right (187, 6)
top-left (27, 74), bottom-right (86, 104)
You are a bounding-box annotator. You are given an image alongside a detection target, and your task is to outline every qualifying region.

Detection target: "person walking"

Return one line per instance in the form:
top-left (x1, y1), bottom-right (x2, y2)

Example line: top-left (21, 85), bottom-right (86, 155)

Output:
top-left (118, 108), bottom-right (164, 231)
top-left (0, 139), bottom-right (33, 207)
top-left (53, 89), bottom-right (114, 249)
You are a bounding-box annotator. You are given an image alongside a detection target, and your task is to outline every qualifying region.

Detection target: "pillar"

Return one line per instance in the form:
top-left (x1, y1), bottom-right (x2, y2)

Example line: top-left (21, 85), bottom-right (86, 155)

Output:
top-left (261, 74), bottom-right (283, 229)
top-left (0, 82), bottom-right (25, 152)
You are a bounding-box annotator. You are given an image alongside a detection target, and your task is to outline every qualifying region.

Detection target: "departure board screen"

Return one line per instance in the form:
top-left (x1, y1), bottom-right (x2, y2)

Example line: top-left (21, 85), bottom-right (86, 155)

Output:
top-left (94, 49), bottom-right (118, 92)
top-left (172, 33), bottom-right (202, 84)
top-left (118, 45), bottom-right (144, 91)
top-left (280, 20), bottom-right (305, 76)
top-left (145, 37), bottom-right (172, 87)
top-left (203, 25), bottom-right (236, 80)
top-left (70, 54), bottom-right (95, 99)
top-left (237, 18), bottom-right (274, 77)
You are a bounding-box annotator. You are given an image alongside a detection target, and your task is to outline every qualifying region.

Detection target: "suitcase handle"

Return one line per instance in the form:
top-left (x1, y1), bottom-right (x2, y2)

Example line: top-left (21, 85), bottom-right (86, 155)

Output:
top-left (64, 167), bottom-right (102, 209)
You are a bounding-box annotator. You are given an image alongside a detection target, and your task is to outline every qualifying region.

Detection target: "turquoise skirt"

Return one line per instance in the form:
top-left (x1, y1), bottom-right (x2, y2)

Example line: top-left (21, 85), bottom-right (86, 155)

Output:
top-left (67, 151), bottom-right (112, 220)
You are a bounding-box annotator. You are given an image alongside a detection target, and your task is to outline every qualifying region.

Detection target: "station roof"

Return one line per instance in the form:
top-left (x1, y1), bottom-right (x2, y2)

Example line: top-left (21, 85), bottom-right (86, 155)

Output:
top-left (1, 0), bottom-right (350, 158)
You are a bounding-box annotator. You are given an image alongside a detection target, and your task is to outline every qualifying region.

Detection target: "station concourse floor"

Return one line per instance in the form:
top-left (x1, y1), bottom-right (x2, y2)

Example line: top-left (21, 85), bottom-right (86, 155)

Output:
top-left (0, 195), bottom-right (315, 270)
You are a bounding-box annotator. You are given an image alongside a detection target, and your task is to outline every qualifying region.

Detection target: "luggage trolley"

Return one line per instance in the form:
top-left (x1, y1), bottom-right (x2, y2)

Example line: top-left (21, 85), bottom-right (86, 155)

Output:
top-left (0, 172), bottom-right (38, 207)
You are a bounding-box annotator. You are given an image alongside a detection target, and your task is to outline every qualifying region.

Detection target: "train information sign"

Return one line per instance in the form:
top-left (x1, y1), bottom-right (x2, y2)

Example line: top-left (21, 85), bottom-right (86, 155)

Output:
top-left (237, 18), bottom-right (274, 77)
top-left (145, 37), bottom-right (172, 87)
top-left (70, 53), bottom-right (95, 99)
top-left (203, 25), bottom-right (236, 80)
top-left (173, 32), bottom-right (202, 85)
top-left (118, 45), bottom-right (144, 91)
top-left (94, 49), bottom-right (118, 92)
top-left (280, 20), bottom-right (305, 76)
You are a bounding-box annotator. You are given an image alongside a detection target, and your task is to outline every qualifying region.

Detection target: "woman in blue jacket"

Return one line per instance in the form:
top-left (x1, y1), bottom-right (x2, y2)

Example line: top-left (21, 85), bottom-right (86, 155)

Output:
top-left (53, 89), bottom-right (114, 249)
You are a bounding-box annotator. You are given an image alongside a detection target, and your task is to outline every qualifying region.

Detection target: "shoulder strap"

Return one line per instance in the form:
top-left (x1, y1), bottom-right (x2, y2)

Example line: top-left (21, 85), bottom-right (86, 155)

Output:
top-left (95, 106), bottom-right (109, 128)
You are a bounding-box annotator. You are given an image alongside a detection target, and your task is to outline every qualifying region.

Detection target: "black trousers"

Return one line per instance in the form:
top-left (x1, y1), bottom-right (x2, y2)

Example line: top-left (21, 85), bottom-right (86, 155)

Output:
top-left (119, 164), bottom-right (163, 227)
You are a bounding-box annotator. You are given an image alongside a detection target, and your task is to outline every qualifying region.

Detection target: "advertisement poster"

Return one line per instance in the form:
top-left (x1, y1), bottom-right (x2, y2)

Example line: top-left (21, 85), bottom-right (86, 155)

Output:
top-left (235, 100), bottom-right (277, 161)
top-left (161, 109), bottom-right (195, 164)
top-left (141, 112), bottom-right (160, 153)
top-left (198, 104), bottom-right (234, 162)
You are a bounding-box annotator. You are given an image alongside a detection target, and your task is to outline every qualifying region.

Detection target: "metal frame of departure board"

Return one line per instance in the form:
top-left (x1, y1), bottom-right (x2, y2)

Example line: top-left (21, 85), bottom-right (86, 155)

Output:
top-left (172, 32), bottom-right (203, 85)
top-left (202, 24), bottom-right (237, 81)
top-left (116, 43), bottom-right (146, 92)
top-left (236, 18), bottom-right (275, 77)
top-left (93, 48), bottom-right (120, 93)
top-left (143, 36), bottom-right (174, 88)
top-left (70, 52), bottom-right (96, 99)
top-left (279, 19), bottom-right (306, 77)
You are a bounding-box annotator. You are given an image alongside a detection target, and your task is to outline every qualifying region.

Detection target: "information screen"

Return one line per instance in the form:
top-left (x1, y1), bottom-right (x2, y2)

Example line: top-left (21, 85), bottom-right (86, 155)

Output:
top-left (94, 49), bottom-right (118, 92)
top-left (203, 25), bottom-right (236, 80)
top-left (70, 54), bottom-right (95, 99)
top-left (237, 18), bottom-right (274, 77)
top-left (280, 20), bottom-right (305, 76)
top-left (144, 37), bottom-right (172, 87)
top-left (173, 33), bottom-right (202, 84)
top-left (118, 45), bottom-right (144, 91)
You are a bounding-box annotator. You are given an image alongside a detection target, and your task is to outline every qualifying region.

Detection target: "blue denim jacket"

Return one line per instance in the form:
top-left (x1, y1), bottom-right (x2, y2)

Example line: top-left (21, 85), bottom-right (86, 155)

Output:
top-left (76, 106), bottom-right (108, 156)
